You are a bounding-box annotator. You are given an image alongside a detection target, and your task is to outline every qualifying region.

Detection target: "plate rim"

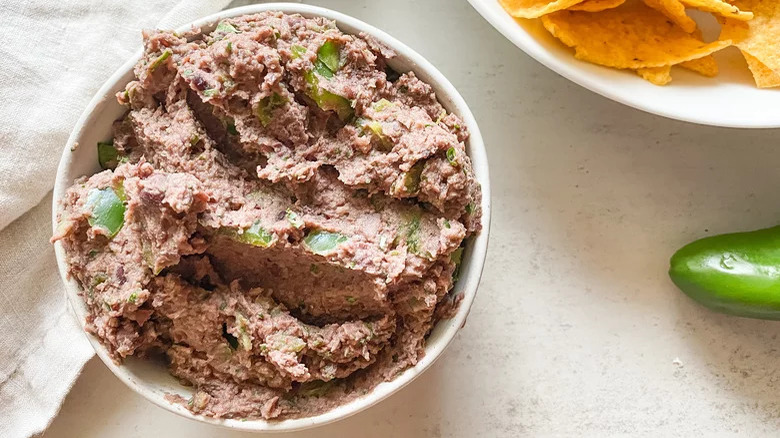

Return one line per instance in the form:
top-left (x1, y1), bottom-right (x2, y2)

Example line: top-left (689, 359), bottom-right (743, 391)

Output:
top-left (467, 0), bottom-right (780, 129)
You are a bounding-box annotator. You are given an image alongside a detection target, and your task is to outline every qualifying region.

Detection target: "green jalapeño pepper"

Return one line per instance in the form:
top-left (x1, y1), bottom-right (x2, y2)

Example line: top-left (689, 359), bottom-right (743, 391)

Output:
top-left (669, 225), bottom-right (780, 320)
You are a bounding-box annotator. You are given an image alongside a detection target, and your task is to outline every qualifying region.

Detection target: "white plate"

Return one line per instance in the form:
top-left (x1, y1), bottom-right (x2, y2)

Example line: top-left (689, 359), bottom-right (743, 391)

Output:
top-left (467, 0), bottom-right (780, 128)
top-left (51, 2), bottom-right (491, 433)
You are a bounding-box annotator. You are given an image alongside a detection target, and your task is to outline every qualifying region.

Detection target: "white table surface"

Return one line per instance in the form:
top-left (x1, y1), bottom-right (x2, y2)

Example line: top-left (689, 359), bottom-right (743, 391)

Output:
top-left (45, 0), bottom-right (780, 436)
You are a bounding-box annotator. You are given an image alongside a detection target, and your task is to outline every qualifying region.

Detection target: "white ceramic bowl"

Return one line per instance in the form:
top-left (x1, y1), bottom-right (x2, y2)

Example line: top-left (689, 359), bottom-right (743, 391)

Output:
top-left (52, 3), bottom-right (490, 433)
top-left (468, 0), bottom-right (780, 128)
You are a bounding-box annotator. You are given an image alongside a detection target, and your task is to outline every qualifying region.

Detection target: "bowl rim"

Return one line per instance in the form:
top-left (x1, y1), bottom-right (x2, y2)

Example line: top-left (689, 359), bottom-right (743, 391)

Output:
top-left (52, 2), bottom-right (491, 432)
top-left (467, 0), bottom-right (780, 129)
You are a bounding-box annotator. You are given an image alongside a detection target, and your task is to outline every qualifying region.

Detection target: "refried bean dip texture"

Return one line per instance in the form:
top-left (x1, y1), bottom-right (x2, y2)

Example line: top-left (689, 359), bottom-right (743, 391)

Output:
top-left (53, 12), bottom-right (481, 420)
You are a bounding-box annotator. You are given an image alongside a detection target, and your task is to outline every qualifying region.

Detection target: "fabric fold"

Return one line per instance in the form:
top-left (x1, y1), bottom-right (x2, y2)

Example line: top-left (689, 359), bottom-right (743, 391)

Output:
top-left (0, 1), bottom-right (231, 436)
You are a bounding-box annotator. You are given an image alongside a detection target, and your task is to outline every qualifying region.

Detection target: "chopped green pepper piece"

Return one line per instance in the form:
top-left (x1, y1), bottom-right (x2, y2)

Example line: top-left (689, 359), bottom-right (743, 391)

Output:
top-left (318, 41), bottom-right (340, 73)
top-left (465, 202), bottom-right (475, 214)
top-left (317, 87), bottom-right (354, 121)
top-left (285, 208), bottom-right (304, 229)
top-left (303, 70), bottom-right (354, 121)
top-left (215, 21), bottom-right (239, 34)
top-left (226, 122), bottom-right (239, 135)
top-left (97, 141), bottom-right (119, 170)
top-left (202, 88), bottom-right (219, 97)
top-left (86, 187), bottom-right (125, 238)
top-left (345, 296), bottom-right (357, 305)
top-left (403, 161), bottom-right (425, 193)
top-left (256, 93), bottom-right (288, 127)
top-left (304, 229), bottom-right (348, 255)
top-left (227, 221), bottom-right (275, 247)
top-left (290, 44), bottom-right (307, 59)
top-left (446, 147), bottom-right (458, 166)
top-left (356, 118), bottom-right (392, 150)
top-left (128, 291), bottom-right (138, 304)
top-left (451, 247), bottom-right (464, 283)
top-left (294, 41), bottom-right (353, 121)
top-left (669, 226), bottom-right (780, 320)
top-left (113, 180), bottom-right (126, 202)
top-left (148, 50), bottom-right (171, 72)
top-left (372, 98), bottom-right (393, 112)
top-left (451, 247), bottom-right (464, 264)
top-left (91, 274), bottom-right (107, 288)
top-left (314, 59), bottom-right (334, 79)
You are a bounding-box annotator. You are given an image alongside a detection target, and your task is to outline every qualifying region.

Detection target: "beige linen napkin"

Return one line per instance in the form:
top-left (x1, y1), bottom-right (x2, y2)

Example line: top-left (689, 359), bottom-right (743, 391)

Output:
top-left (0, 1), bottom-right (231, 436)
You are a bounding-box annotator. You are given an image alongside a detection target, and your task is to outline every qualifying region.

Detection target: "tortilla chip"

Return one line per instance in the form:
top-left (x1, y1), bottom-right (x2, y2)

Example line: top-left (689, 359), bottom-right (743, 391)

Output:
top-left (498, 0), bottom-right (588, 18)
top-left (679, 56), bottom-right (719, 77)
top-left (742, 52), bottom-right (780, 88)
top-left (720, 0), bottom-right (780, 86)
top-left (642, 0), bottom-right (697, 33)
top-left (680, 0), bottom-right (753, 21)
top-left (569, 0), bottom-right (626, 12)
top-left (637, 66), bottom-right (673, 84)
top-left (541, 2), bottom-right (732, 69)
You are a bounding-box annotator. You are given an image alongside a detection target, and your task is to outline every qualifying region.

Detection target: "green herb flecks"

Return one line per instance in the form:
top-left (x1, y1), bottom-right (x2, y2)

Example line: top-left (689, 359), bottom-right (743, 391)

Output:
top-left (90, 273), bottom-right (107, 291)
top-left (202, 88), bottom-right (219, 98)
top-left (401, 212), bottom-right (422, 254)
top-left (446, 147), bottom-right (458, 167)
top-left (148, 50), bottom-right (171, 72)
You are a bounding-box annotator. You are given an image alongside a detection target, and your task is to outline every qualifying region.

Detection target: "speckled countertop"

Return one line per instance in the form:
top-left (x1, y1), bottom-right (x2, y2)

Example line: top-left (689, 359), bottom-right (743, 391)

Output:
top-left (46, 0), bottom-right (780, 436)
